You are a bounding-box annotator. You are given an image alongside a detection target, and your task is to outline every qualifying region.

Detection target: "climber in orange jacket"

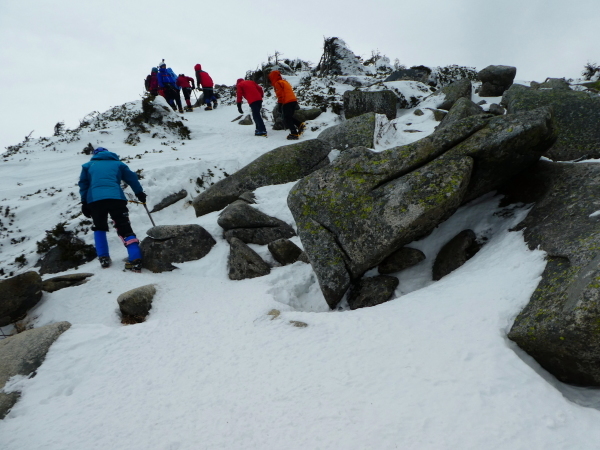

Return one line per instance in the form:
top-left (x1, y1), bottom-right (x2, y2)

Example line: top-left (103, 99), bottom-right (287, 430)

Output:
top-left (268, 70), bottom-right (305, 140)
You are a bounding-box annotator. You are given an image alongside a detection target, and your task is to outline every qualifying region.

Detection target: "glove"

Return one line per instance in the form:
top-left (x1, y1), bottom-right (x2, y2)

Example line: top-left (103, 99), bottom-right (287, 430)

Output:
top-left (237, 103), bottom-right (243, 114)
top-left (136, 192), bottom-right (147, 203)
top-left (82, 202), bottom-right (91, 218)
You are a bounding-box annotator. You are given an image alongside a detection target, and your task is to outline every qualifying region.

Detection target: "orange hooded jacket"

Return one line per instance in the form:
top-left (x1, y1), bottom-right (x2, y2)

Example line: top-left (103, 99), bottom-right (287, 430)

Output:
top-left (268, 70), bottom-right (297, 104)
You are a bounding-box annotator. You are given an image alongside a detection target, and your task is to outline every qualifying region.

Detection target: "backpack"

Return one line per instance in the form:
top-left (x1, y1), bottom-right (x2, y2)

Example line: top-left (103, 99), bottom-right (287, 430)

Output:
top-left (144, 75), bottom-right (151, 91)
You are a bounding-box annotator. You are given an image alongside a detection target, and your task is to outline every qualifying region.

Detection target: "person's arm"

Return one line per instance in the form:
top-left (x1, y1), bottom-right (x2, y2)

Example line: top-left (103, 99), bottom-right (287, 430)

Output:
top-left (120, 163), bottom-right (143, 195)
top-left (78, 167), bottom-right (90, 203)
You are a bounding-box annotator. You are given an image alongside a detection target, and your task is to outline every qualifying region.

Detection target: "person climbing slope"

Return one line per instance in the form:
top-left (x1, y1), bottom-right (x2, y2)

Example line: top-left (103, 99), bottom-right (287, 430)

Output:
top-left (145, 67), bottom-right (159, 96)
top-left (177, 73), bottom-right (196, 112)
top-left (236, 78), bottom-right (267, 137)
top-left (268, 70), bottom-right (305, 140)
top-left (194, 64), bottom-right (218, 110)
top-left (79, 147), bottom-right (147, 272)
top-left (157, 63), bottom-right (184, 113)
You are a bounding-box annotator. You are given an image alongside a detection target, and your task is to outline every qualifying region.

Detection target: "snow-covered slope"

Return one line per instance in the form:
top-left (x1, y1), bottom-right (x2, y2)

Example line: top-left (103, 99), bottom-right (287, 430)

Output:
top-left (2, 87), bottom-right (600, 450)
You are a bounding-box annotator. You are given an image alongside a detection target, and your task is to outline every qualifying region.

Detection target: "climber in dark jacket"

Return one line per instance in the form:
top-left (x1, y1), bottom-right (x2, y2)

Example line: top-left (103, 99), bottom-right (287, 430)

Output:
top-left (78, 147), bottom-right (147, 271)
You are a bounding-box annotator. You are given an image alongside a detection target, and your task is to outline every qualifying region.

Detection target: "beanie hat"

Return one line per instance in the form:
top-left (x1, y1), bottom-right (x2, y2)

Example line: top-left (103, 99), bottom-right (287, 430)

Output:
top-left (151, 67), bottom-right (158, 73)
top-left (93, 147), bottom-right (108, 155)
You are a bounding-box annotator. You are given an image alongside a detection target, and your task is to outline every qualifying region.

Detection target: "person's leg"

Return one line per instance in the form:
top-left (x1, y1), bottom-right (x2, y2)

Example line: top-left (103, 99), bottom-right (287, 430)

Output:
top-left (107, 200), bottom-right (142, 263)
top-left (89, 200), bottom-right (112, 265)
top-left (250, 101), bottom-right (266, 133)
top-left (182, 88), bottom-right (192, 107)
top-left (282, 102), bottom-right (299, 135)
top-left (164, 87), bottom-right (176, 109)
top-left (173, 88), bottom-right (183, 111)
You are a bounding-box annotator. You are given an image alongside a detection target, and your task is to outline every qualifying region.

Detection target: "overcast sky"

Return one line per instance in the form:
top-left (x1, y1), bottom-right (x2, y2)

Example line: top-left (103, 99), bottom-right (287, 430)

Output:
top-left (0, 0), bottom-right (597, 150)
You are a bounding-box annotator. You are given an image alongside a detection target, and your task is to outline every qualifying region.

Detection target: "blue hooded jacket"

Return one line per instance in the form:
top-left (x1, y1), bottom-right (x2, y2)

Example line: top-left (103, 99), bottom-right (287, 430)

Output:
top-left (157, 67), bottom-right (177, 88)
top-left (79, 150), bottom-right (143, 203)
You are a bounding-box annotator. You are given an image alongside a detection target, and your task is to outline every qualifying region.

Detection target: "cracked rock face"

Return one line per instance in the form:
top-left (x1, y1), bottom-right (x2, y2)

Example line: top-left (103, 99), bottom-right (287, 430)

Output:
top-left (289, 108), bottom-right (556, 308)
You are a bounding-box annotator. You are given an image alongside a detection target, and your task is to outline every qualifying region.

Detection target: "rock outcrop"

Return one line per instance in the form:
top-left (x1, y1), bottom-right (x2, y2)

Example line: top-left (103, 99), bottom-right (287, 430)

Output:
top-left (477, 65), bottom-right (516, 97)
top-left (289, 108), bottom-right (556, 308)
top-left (267, 239), bottom-right (304, 266)
top-left (318, 112), bottom-right (376, 150)
top-left (192, 139), bottom-right (331, 216)
top-left (0, 272), bottom-right (43, 326)
top-left (437, 97), bottom-right (487, 130)
top-left (502, 83), bottom-right (600, 161)
top-left (506, 161), bottom-right (600, 386)
top-left (0, 321), bottom-right (71, 419)
top-left (140, 225), bottom-right (216, 272)
top-left (432, 78), bottom-right (472, 111)
top-left (117, 284), bottom-right (156, 322)
top-left (343, 90), bottom-right (398, 120)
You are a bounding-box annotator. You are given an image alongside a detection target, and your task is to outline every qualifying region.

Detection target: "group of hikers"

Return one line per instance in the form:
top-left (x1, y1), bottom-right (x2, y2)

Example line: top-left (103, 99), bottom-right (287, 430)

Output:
top-left (145, 60), bottom-right (219, 113)
top-left (145, 61), bottom-right (306, 140)
top-left (79, 63), bottom-right (309, 274)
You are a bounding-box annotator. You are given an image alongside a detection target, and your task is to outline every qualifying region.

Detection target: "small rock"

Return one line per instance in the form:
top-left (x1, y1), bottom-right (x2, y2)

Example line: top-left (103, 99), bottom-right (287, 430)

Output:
top-left (432, 230), bottom-right (480, 280)
top-left (228, 238), bottom-right (271, 280)
top-left (117, 284), bottom-right (156, 322)
top-left (289, 320), bottom-right (308, 328)
top-left (239, 115), bottom-right (254, 125)
top-left (378, 247), bottom-right (426, 274)
top-left (347, 276), bottom-right (399, 310)
top-left (42, 273), bottom-right (94, 293)
top-left (488, 103), bottom-right (506, 115)
top-left (413, 109), bottom-right (424, 116)
top-left (267, 309), bottom-right (281, 320)
top-left (150, 189), bottom-right (188, 213)
top-left (268, 239), bottom-right (304, 265)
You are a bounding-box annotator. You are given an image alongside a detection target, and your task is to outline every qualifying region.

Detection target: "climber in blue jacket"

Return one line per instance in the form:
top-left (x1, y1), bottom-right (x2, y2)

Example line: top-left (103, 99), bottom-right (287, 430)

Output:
top-left (78, 147), bottom-right (147, 272)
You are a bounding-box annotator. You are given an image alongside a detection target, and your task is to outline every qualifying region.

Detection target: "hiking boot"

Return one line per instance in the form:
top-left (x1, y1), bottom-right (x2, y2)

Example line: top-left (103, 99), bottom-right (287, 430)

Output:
top-left (213, 100), bottom-right (218, 109)
top-left (179, 108), bottom-right (185, 113)
top-left (99, 256), bottom-right (112, 268)
top-left (298, 122), bottom-right (306, 135)
top-left (205, 105), bottom-right (213, 111)
top-left (185, 106), bottom-right (194, 112)
top-left (255, 131), bottom-right (268, 137)
top-left (124, 259), bottom-right (142, 273)
top-left (286, 133), bottom-right (299, 140)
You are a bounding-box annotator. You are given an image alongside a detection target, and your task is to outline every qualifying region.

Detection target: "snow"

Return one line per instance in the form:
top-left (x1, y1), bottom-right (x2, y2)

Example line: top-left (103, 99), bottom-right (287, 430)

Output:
top-left (2, 90), bottom-right (600, 449)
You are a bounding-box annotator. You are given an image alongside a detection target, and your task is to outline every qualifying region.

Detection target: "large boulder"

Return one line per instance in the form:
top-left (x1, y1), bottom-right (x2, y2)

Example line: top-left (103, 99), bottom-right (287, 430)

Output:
top-left (218, 201), bottom-right (296, 245)
top-left (140, 225), bottom-right (216, 272)
top-left (343, 90), bottom-right (398, 120)
top-left (477, 65), bottom-right (516, 97)
top-left (506, 161), bottom-right (600, 386)
top-left (293, 107), bottom-right (322, 123)
top-left (318, 112), bottom-right (376, 150)
top-left (0, 321), bottom-right (71, 419)
top-left (432, 78), bottom-right (472, 111)
top-left (502, 83), bottom-right (600, 161)
top-left (228, 238), bottom-right (271, 280)
top-left (289, 108), bottom-right (556, 308)
top-left (268, 239), bottom-right (304, 266)
top-left (0, 272), bottom-right (43, 327)
top-left (378, 247), bottom-right (425, 274)
top-left (437, 97), bottom-right (487, 130)
top-left (192, 139), bottom-right (331, 216)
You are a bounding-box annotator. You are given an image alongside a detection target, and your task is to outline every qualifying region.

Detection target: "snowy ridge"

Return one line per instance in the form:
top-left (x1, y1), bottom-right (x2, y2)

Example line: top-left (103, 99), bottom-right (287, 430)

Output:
top-left (2, 85), bottom-right (600, 449)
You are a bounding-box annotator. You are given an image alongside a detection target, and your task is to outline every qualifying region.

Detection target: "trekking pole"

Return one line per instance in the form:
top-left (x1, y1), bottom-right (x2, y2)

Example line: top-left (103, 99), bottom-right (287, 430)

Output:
top-left (128, 200), bottom-right (156, 227)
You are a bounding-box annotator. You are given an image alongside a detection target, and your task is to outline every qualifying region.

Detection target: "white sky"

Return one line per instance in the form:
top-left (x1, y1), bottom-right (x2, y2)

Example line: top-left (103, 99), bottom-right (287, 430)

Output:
top-left (0, 0), bottom-right (597, 150)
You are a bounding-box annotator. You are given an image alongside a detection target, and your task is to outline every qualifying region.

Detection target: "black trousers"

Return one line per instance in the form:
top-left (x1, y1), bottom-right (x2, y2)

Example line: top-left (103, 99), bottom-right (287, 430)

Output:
top-left (89, 199), bottom-right (135, 238)
top-left (165, 85), bottom-right (183, 110)
top-left (250, 100), bottom-right (266, 133)
top-left (282, 101), bottom-right (301, 134)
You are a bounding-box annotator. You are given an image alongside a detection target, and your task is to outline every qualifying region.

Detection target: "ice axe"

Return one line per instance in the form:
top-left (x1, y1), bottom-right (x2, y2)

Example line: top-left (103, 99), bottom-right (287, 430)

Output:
top-left (129, 200), bottom-right (156, 227)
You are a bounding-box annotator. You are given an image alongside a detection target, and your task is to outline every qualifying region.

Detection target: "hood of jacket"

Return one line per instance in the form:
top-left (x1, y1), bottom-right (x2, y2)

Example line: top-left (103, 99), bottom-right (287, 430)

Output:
top-left (91, 151), bottom-right (120, 161)
top-left (268, 70), bottom-right (282, 84)
top-left (195, 64), bottom-right (202, 71)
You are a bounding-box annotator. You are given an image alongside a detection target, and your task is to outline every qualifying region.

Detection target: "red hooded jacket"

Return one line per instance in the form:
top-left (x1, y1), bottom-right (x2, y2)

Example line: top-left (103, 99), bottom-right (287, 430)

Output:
top-left (177, 75), bottom-right (195, 89)
top-left (236, 79), bottom-right (264, 105)
top-left (194, 64), bottom-right (214, 88)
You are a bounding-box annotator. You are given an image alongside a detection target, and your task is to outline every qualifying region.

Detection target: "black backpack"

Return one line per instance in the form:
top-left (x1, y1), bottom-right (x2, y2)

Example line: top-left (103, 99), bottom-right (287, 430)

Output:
top-left (144, 75), bottom-right (151, 91)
